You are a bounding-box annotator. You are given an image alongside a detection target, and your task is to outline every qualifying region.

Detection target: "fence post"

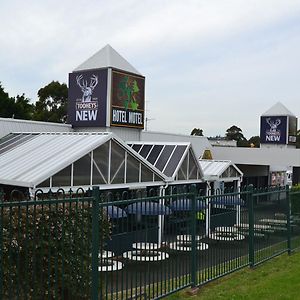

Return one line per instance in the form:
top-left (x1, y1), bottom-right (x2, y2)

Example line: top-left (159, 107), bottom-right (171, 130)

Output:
top-left (92, 187), bottom-right (100, 300)
top-left (286, 185), bottom-right (292, 255)
top-left (248, 185), bottom-right (255, 268)
top-left (190, 187), bottom-right (197, 287)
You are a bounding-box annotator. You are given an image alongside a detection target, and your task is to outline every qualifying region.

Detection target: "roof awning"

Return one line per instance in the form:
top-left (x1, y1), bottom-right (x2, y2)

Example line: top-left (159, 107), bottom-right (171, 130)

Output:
top-left (0, 132), bottom-right (169, 190)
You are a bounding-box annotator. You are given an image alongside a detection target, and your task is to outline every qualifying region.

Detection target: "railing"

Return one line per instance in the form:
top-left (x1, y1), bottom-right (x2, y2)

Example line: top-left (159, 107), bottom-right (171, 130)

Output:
top-left (1, 185), bottom-right (300, 299)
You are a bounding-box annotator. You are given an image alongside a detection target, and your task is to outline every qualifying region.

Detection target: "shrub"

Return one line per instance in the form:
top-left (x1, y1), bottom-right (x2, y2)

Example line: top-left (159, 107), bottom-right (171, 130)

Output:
top-left (1, 198), bottom-right (110, 299)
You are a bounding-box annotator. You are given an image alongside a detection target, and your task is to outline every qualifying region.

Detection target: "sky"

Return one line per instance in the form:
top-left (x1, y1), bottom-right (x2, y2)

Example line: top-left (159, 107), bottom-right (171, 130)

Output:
top-left (0, 0), bottom-right (300, 139)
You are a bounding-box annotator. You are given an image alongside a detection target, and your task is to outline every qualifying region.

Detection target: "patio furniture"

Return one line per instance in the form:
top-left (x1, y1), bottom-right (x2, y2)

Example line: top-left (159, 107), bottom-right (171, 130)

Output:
top-left (98, 250), bottom-right (123, 272)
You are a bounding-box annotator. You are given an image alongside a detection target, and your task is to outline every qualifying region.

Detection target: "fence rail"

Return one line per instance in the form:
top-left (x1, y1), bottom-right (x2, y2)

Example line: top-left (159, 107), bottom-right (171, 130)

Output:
top-left (1, 185), bottom-right (300, 299)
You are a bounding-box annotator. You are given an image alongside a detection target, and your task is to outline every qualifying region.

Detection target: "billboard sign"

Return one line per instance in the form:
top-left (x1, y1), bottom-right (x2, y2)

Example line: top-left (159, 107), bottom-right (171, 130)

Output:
top-left (260, 116), bottom-right (287, 144)
top-left (68, 69), bottom-right (108, 127)
top-left (111, 70), bottom-right (145, 129)
top-left (288, 116), bottom-right (297, 145)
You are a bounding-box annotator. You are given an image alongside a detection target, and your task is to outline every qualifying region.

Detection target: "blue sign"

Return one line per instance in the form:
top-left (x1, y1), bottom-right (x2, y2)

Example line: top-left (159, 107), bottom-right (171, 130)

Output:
top-left (68, 69), bottom-right (108, 127)
top-left (260, 116), bottom-right (287, 144)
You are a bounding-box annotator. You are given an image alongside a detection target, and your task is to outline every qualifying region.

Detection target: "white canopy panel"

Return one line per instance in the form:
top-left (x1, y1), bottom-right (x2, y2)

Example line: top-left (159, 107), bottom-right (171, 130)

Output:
top-left (128, 141), bottom-right (204, 182)
top-left (199, 159), bottom-right (243, 181)
top-left (0, 132), bottom-right (167, 188)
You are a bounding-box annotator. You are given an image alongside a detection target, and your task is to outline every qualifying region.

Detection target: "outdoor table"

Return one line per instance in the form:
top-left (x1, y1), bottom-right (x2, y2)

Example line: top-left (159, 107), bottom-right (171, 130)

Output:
top-left (209, 232), bottom-right (245, 241)
top-left (132, 242), bottom-right (159, 250)
top-left (98, 250), bottom-right (124, 272)
top-left (169, 241), bottom-right (208, 251)
top-left (122, 250), bottom-right (169, 262)
top-left (99, 250), bottom-right (114, 258)
top-left (169, 234), bottom-right (208, 251)
top-left (259, 219), bottom-right (287, 225)
top-left (234, 223), bottom-right (272, 230)
top-left (98, 260), bottom-right (124, 272)
top-left (214, 226), bottom-right (239, 233)
top-left (176, 234), bottom-right (205, 242)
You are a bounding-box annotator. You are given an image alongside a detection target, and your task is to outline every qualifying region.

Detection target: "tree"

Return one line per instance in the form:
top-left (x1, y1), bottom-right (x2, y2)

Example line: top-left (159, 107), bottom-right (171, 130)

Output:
top-left (191, 128), bottom-right (204, 136)
top-left (0, 83), bottom-right (33, 119)
top-left (13, 94), bottom-right (34, 120)
top-left (225, 125), bottom-right (248, 147)
top-left (33, 81), bottom-right (68, 123)
top-left (0, 83), bottom-right (15, 118)
top-left (248, 136), bottom-right (260, 148)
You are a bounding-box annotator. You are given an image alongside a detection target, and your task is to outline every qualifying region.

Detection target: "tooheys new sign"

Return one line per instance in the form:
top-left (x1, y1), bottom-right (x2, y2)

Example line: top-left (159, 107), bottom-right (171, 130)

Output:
top-left (68, 69), bottom-right (108, 127)
top-left (260, 116), bottom-right (287, 144)
top-left (111, 70), bottom-right (145, 129)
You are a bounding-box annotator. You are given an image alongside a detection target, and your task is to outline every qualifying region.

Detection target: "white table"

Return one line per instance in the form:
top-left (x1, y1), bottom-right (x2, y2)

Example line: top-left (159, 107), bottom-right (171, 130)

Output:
top-left (169, 241), bottom-right (208, 252)
top-left (98, 250), bottom-right (124, 272)
top-left (99, 250), bottom-right (114, 258)
top-left (259, 219), bottom-right (287, 225)
top-left (209, 232), bottom-right (245, 241)
top-left (98, 260), bottom-right (123, 272)
top-left (123, 250), bottom-right (169, 262)
top-left (132, 242), bottom-right (159, 250)
top-left (176, 234), bottom-right (205, 242)
top-left (235, 223), bottom-right (272, 230)
top-left (214, 226), bottom-right (238, 233)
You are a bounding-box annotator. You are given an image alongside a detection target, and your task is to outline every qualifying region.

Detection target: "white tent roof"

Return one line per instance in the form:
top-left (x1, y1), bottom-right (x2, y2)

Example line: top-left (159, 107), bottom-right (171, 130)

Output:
top-left (128, 141), bottom-right (204, 182)
top-left (0, 132), bottom-right (167, 188)
top-left (262, 102), bottom-right (295, 117)
top-left (73, 44), bottom-right (142, 75)
top-left (199, 159), bottom-right (243, 181)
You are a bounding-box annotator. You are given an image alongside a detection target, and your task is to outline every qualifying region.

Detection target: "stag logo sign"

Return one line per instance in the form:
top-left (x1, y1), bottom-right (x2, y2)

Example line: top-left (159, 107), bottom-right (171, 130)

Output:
top-left (260, 116), bottom-right (287, 144)
top-left (68, 69), bottom-right (108, 127)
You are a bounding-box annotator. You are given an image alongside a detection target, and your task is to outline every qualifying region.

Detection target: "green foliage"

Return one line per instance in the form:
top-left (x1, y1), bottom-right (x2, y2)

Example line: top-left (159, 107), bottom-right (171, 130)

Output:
top-left (248, 135), bottom-right (260, 148)
top-left (117, 76), bottom-right (139, 111)
top-left (0, 83), bottom-right (33, 119)
top-left (191, 128), bottom-right (204, 136)
top-left (2, 200), bottom-right (110, 299)
top-left (33, 81), bottom-right (68, 123)
top-left (225, 125), bottom-right (246, 142)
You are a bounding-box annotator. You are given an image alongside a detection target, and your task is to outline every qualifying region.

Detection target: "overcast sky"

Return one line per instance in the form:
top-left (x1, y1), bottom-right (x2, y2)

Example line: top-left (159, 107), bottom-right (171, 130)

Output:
top-left (1, 0), bottom-right (300, 138)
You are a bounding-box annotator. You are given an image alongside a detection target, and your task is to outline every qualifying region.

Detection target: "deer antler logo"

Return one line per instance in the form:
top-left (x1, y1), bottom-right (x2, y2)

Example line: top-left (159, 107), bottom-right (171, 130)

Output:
top-left (266, 118), bottom-right (281, 133)
top-left (76, 74), bottom-right (98, 102)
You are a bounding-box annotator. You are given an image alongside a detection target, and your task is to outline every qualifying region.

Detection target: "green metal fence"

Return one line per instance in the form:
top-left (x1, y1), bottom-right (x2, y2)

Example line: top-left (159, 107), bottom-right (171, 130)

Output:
top-left (1, 185), bottom-right (300, 299)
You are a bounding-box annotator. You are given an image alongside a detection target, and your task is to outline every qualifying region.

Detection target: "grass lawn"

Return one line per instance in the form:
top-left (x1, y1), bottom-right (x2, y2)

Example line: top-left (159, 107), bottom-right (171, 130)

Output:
top-left (166, 251), bottom-right (300, 300)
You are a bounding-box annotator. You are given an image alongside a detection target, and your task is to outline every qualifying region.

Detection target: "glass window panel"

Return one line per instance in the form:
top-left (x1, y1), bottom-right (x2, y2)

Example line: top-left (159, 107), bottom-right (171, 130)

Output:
top-left (188, 151), bottom-right (198, 179)
top-left (147, 145), bottom-right (163, 165)
top-left (141, 164), bottom-right (154, 182)
top-left (92, 142), bottom-right (109, 184)
top-left (178, 155), bottom-right (188, 180)
top-left (132, 144), bottom-right (142, 153)
top-left (52, 165), bottom-right (71, 187)
top-left (139, 144), bottom-right (153, 158)
top-left (155, 145), bottom-right (175, 171)
top-left (111, 161), bottom-right (125, 184)
top-left (110, 141), bottom-right (125, 183)
top-left (126, 153), bottom-right (140, 183)
top-left (37, 178), bottom-right (50, 188)
top-left (73, 154), bottom-right (91, 186)
top-left (164, 145), bottom-right (187, 177)
top-left (154, 174), bottom-right (162, 182)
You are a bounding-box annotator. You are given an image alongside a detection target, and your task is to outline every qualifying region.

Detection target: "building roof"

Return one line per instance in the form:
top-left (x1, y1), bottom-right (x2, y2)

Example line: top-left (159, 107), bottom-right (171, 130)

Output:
top-left (0, 132), bottom-right (167, 189)
top-left (128, 141), bottom-right (204, 182)
top-left (73, 44), bottom-right (142, 75)
top-left (0, 117), bottom-right (72, 139)
top-left (262, 102), bottom-right (296, 117)
top-left (199, 159), bottom-right (243, 182)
